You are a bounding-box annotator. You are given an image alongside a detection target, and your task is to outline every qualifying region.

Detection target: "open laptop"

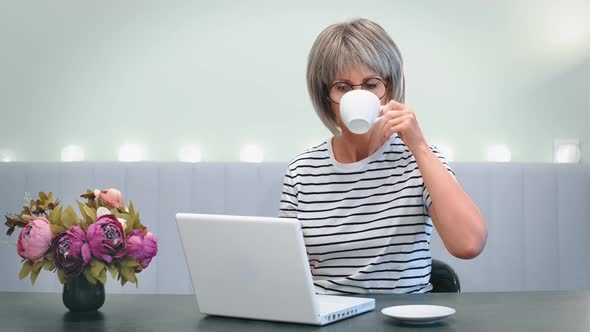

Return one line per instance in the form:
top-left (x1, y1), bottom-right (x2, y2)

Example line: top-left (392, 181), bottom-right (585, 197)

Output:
top-left (175, 213), bottom-right (375, 325)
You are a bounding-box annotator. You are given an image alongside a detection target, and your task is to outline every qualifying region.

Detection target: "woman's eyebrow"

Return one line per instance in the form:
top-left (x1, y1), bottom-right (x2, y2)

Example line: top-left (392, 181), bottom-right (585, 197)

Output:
top-left (331, 75), bottom-right (382, 84)
top-left (331, 78), bottom-right (350, 83)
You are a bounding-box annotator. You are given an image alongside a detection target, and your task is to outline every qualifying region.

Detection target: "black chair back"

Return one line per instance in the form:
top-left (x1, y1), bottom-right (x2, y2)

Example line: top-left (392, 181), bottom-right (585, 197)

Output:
top-left (430, 259), bottom-right (461, 293)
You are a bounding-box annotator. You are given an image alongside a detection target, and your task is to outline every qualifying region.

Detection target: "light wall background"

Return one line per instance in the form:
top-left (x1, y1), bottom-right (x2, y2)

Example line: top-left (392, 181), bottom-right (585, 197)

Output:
top-left (0, 0), bottom-right (588, 162)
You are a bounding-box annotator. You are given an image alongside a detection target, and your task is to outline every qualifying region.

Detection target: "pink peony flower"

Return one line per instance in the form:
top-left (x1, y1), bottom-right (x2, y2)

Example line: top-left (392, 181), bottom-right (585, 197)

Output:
top-left (17, 217), bottom-right (53, 261)
top-left (87, 214), bottom-right (127, 263)
top-left (126, 228), bottom-right (158, 270)
top-left (52, 226), bottom-right (91, 278)
top-left (96, 188), bottom-right (125, 210)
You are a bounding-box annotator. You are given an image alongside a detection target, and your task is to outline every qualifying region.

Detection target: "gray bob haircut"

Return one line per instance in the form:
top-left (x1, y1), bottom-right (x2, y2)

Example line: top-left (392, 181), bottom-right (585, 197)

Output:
top-left (306, 18), bottom-right (405, 135)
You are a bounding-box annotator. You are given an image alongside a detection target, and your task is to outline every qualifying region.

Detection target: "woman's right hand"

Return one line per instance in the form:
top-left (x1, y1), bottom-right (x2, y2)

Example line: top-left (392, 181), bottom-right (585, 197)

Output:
top-left (370, 100), bottom-right (404, 146)
top-left (374, 100), bottom-right (428, 154)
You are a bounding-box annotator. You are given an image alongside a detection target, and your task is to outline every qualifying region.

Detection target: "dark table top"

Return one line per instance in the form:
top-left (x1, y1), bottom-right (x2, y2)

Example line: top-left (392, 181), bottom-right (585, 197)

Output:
top-left (1, 290), bottom-right (588, 332)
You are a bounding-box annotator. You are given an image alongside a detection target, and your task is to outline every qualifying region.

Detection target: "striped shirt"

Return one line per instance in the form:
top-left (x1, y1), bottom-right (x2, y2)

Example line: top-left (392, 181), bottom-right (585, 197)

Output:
top-left (278, 135), bottom-right (454, 294)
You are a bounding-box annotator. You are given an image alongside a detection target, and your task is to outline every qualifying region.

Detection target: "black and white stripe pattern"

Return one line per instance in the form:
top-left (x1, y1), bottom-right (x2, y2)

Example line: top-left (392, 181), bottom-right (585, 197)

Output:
top-left (279, 136), bottom-right (454, 294)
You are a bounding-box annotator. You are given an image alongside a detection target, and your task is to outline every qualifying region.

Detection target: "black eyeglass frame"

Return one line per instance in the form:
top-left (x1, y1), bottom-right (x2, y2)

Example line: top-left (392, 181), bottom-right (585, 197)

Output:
top-left (327, 77), bottom-right (389, 104)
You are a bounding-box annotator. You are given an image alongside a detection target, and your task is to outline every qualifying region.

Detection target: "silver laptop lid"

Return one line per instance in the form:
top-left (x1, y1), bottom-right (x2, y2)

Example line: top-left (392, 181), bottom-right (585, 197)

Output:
top-left (176, 213), bottom-right (321, 324)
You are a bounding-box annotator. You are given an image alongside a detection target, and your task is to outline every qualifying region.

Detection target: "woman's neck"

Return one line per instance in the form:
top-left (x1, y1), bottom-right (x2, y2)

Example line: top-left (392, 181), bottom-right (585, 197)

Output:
top-left (332, 128), bottom-right (385, 164)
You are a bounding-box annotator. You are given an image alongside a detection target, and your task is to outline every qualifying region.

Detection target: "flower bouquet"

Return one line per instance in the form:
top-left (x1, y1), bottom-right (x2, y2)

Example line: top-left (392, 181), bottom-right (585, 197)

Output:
top-left (4, 189), bottom-right (158, 290)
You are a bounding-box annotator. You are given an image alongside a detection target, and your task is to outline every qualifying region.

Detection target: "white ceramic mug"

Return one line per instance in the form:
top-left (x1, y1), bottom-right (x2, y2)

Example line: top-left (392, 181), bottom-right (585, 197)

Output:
top-left (339, 90), bottom-right (381, 134)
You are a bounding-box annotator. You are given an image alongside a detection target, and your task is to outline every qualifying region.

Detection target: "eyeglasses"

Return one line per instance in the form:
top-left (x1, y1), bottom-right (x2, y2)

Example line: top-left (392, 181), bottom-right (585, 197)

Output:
top-left (328, 77), bottom-right (388, 104)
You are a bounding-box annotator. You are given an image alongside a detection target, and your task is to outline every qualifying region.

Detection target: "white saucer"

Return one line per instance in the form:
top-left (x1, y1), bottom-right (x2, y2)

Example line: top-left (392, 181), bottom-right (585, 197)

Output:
top-left (381, 305), bottom-right (456, 325)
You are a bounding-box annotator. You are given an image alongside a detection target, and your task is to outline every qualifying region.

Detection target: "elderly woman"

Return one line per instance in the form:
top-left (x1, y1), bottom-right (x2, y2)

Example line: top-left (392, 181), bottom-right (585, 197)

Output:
top-left (279, 18), bottom-right (487, 294)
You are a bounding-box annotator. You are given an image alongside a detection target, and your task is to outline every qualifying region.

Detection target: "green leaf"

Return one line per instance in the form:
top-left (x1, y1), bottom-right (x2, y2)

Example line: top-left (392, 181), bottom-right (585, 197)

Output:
top-left (19, 260), bottom-right (33, 280)
top-left (83, 269), bottom-right (98, 285)
top-left (125, 217), bottom-right (134, 234)
top-left (120, 267), bottom-right (137, 284)
top-left (108, 208), bottom-right (118, 218)
top-left (32, 261), bottom-right (43, 272)
top-left (5, 214), bottom-right (29, 236)
top-left (87, 198), bottom-right (96, 209)
top-left (46, 208), bottom-right (57, 225)
top-left (50, 225), bottom-right (66, 235)
top-left (42, 260), bottom-right (53, 271)
top-left (107, 264), bottom-right (118, 279)
top-left (125, 213), bottom-right (136, 230)
top-left (76, 205), bottom-right (89, 232)
top-left (87, 205), bottom-right (97, 221)
top-left (30, 270), bottom-right (40, 285)
top-left (47, 206), bottom-right (63, 225)
top-left (97, 269), bottom-right (107, 285)
top-left (76, 202), bottom-right (90, 223)
top-left (118, 272), bottom-right (127, 286)
top-left (77, 201), bottom-right (97, 224)
top-left (119, 257), bottom-right (140, 268)
top-left (90, 260), bottom-right (105, 279)
top-left (79, 219), bottom-right (88, 232)
top-left (57, 270), bottom-right (65, 284)
top-left (110, 210), bottom-right (131, 231)
top-left (79, 190), bottom-right (93, 200)
top-left (30, 261), bottom-right (43, 285)
top-left (62, 206), bottom-right (79, 228)
top-left (134, 212), bottom-right (142, 229)
top-left (125, 202), bottom-right (141, 230)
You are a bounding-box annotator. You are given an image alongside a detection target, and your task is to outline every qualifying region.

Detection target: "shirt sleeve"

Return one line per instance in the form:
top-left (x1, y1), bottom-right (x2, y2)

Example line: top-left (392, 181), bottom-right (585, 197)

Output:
top-left (422, 145), bottom-right (456, 214)
top-left (278, 167), bottom-right (298, 218)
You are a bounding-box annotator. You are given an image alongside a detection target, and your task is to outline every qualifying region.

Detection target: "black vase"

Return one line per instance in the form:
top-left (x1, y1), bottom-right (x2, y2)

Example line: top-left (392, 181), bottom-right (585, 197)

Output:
top-left (62, 274), bottom-right (105, 312)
